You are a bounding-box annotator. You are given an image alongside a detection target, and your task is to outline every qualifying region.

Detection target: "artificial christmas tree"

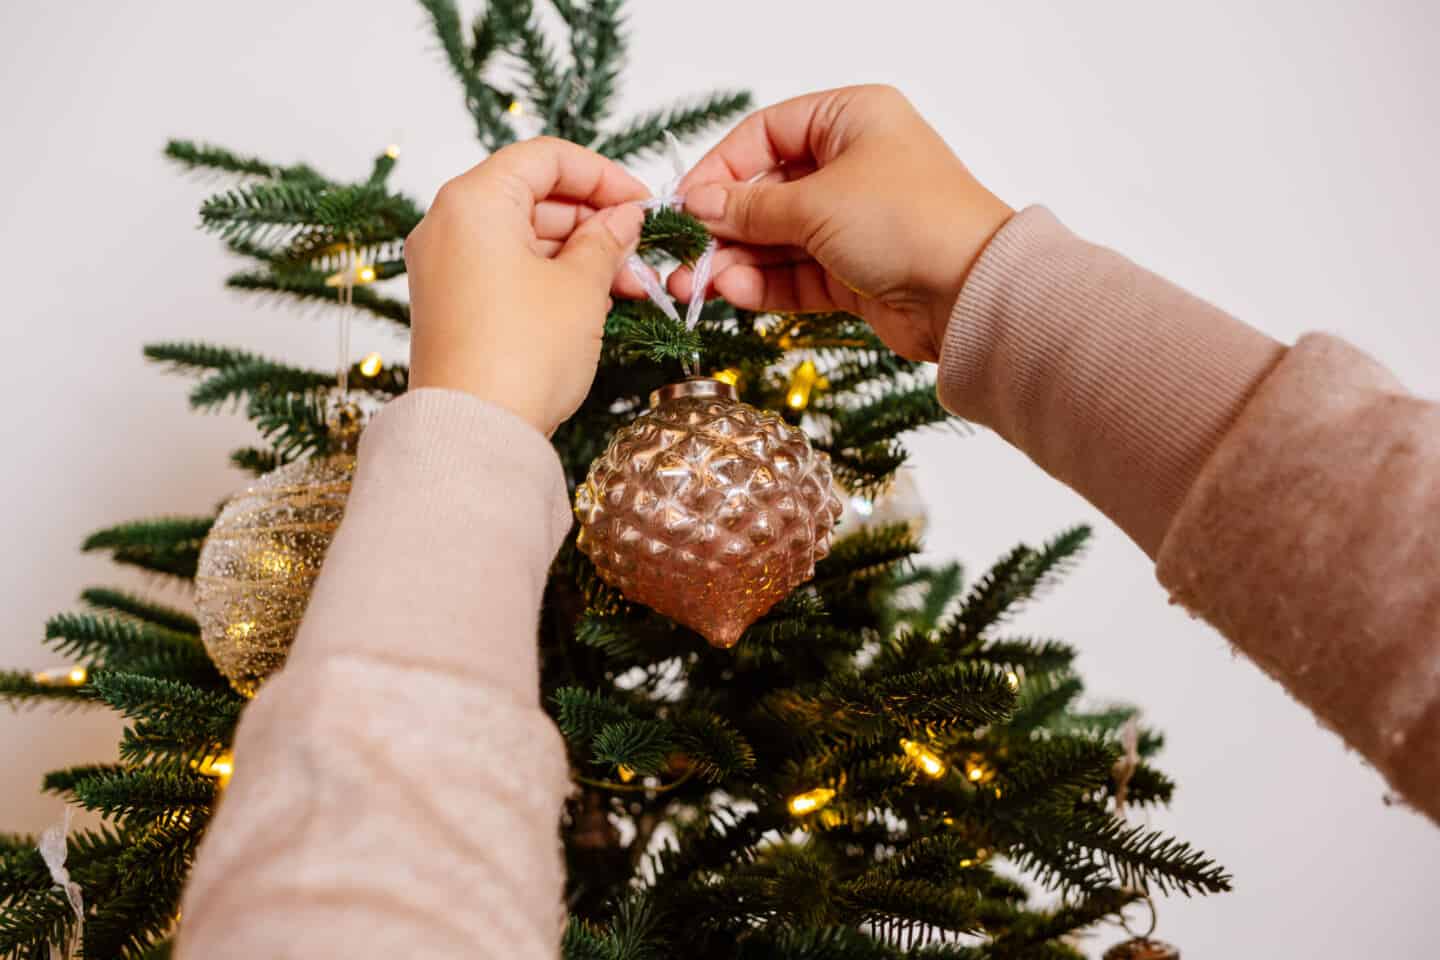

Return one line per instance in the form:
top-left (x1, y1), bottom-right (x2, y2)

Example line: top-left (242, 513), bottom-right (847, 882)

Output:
top-left (0, 2), bottom-right (1228, 957)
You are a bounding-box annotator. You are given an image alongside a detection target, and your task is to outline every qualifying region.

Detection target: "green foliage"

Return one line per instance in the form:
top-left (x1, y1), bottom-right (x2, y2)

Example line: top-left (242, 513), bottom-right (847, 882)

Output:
top-left (0, 670), bottom-right (92, 708)
top-left (0, 3), bottom-right (1228, 956)
top-left (604, 302), bottom-right (703, 364)
top-left (82, 517), bottom-right (214, 580)
top-left (639, 207), bottom-right (712, 264)
top-left (595, 91), bottom-right (753, 162)
top-left (827, 386), bottom-right (954, 451)
top-left (246, 389), bottom-right (334, 461)
top-left (43, 614), bottom-right (219, 684)
top-left (225, 268), bottom-right (412, 327)
top-left (80, 588), bottom-right (199, 635)
top-left (942, 527), bottom-right (1092, 651)
top-left (813, 524), bottom-right (921, 591)
top-left (165, 139), bottom-right (327, 187)
top-left (229, 446), bottom-right (280, 475)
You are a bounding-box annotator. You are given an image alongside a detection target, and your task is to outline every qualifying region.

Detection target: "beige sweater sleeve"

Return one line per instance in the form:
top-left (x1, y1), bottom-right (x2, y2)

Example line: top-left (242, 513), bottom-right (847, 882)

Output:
top-left (176, 390), bottom-right (575, 959)
top-left (939, 206), bottom-right (1440, 826)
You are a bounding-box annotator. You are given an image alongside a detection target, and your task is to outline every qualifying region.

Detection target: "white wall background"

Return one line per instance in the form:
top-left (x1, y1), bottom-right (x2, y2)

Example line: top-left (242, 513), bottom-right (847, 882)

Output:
top-left (2, 1), bottom-right (1437, 955)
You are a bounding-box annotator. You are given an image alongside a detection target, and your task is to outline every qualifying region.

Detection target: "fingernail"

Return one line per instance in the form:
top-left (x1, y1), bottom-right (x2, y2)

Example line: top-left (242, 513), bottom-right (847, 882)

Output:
top-left (686, 185), bottom-right (727, 221)
top-left (605, 205), bottom-right (644, 247)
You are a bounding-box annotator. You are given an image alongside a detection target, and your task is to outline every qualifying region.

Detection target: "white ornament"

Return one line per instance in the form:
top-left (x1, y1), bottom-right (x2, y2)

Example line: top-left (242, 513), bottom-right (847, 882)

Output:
top-left (836, 468), bottom-right (929, 539)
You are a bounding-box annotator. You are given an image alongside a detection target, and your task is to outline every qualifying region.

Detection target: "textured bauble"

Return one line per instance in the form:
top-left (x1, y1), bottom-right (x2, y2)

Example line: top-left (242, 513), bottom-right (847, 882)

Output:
top-left (195, 453), bottom-right (355, 696)
top-left (575, 378), bottom-right (844, 649)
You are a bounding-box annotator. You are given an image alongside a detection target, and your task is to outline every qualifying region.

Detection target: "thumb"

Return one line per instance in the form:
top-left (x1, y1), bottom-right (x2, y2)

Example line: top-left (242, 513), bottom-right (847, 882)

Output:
top-left (685, 180), bottom-right (814, 247)
top-left (558, 204), bottom-right (644, 286)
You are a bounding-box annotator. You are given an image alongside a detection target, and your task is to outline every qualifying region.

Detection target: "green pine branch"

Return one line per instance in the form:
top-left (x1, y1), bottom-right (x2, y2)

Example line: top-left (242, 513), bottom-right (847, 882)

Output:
top-left (165, 139), bottom-right (329, 188)
top-left (812, 524), bottom-right (920, 590)
top-left (229, 446), bottom-right (280, 476)
top-left (82, 517), bottom-right (214, 580)
top-left (943, 527), bottom-right (1091, 649)
top-left (226, 268), bottom-right (412, 327)
top-left (828, 385), bottom-right (953, 451)
top-left (43, 614), bottom-right (216, 682)
top-left (639, 208), bottom-right (711, 264)
top-left (595, 91), bottom-right (753, 162)
top-left (70, 770), bottom-right (214, 824)
top-left (592, 718), bottom-right (675, 777)
top-left (418, 0), bottom-right (516, 148)
top-left (144, 341), bottom-right (263, 375)
top-left (0, 670), bottom-right (94, 708)
top-left (971, 638), bottom-right (1076, 677)
top-left (246, 390), bottom-right (334, 461)
top-left (86, 672), bottom-right (243, 744)
top-left (80, 588), bottom-right (199, 636)
top-left (604, 302), bottom-right (702, 364)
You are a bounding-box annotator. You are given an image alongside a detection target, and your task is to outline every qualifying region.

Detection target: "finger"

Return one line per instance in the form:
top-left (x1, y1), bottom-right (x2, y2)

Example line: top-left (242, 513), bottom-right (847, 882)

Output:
top-left (612, 265), bottom-right (649, 299)
top-left (677, 90), bottom-right (844, 194)
top-left (534, 201), bottom-right (597, 241)
top-left (460, 137), bottom-right (650, 212)
top-left (667, 244), bottom-right (811, 300)
top-left (685, 176), bottom-right (822, 247)
top-left (711, 261), bottom-right (863, 315)
top-left (558, 204), bottom-right (645, 287)
top-left (531, 238), bottom-right (564, 258)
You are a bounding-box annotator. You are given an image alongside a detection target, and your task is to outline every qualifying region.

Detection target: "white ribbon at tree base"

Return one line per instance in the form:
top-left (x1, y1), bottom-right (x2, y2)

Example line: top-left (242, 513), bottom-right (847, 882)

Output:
top-left (627, 131), bottom-right (719, 337)
top-left (39, 807), bottom-right (84, 960)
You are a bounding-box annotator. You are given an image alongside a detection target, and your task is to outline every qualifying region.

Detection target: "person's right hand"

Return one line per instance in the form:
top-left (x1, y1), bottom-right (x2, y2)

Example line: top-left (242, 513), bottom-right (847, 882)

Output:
top-left (669, 85), bottom-right (1012, 362)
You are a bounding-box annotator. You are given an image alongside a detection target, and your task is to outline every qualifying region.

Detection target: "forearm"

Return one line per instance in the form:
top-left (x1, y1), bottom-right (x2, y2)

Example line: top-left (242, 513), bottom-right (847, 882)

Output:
top-left (938, 207), bottom-right (1440, 824)
top-left (938, 206), bottom-right (1285, 556)
top-left (177, 390), bottom-right (575, 957)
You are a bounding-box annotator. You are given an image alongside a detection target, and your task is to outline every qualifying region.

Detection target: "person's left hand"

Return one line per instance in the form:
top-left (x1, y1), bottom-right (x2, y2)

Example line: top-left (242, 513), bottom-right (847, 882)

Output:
top-left (405, 137), bottom-right (649, 436)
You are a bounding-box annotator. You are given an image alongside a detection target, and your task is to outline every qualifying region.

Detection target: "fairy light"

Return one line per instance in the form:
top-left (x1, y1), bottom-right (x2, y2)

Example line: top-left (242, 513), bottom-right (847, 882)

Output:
top-left (33, 666), bottom-right (87, 687)
top-left (325, 260), bottom-right (378, 288)
top-left (786, 359), bottom-right (826, 410)
top-left (508, 100), bottom-right (525, 116)
top-left (617, 764), bottom-right (636, 784)
top-left (900, 739), bottom-right (947, 779)
top-left (712, 368), bottom-right (740, 386)
top-left (787, 787), bottom-right (836, 816)
top-left (359, 352), bottom-right (384, 378)
top-left (197, 751), bottom-right (235, 789)
top-left (384, 143), bottom-right (401, 159)
top-left (964, 754), bottom-right (995, 785)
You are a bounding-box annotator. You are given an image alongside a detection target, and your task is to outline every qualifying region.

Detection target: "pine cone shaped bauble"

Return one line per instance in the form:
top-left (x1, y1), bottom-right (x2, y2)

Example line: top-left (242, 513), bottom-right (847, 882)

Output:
top-left (195, 452), bottom-right (355, 696)
top-left (575, 377), bottom-right (844, 648)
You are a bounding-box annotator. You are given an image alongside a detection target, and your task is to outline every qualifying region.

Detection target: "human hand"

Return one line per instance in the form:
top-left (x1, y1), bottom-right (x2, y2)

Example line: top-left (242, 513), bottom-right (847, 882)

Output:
top-left (405, 138), bottom-right (648, 435)
top-left (670, 85), bottom-right (1013, 362)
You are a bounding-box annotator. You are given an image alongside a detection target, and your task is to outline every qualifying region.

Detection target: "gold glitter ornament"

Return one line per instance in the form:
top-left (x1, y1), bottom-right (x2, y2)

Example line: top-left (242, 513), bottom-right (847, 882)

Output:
top-left (575, 378), bottom-right (844, 649)
top-left (195, 411), bottom-right (360, 696)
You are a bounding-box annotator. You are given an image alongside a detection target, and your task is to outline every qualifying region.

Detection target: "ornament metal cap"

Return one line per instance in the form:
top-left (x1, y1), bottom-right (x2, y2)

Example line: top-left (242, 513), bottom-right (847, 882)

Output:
top-left (649, 376), bottom-right (738, 406)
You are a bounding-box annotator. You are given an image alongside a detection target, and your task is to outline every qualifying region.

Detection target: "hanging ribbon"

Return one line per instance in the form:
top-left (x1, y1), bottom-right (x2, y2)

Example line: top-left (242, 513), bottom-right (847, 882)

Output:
top-left (626, 131), bottom-right (719, 359)
top-left (1111, 715), bottom-right (1141, 820)
top-left (39, 807), bottom-right (84, 960)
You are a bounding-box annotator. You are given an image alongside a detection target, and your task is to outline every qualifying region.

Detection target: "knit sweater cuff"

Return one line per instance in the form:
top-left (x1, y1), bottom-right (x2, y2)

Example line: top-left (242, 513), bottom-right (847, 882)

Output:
top-left (937, 205), bottom-right (1285, 555)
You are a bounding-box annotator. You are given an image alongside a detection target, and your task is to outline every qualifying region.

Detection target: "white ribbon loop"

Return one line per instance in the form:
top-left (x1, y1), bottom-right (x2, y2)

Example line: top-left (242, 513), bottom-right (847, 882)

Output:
top-left (39, 807), bottom-right (85, 960)
top-left (625, 131), bottom-right (718, 334)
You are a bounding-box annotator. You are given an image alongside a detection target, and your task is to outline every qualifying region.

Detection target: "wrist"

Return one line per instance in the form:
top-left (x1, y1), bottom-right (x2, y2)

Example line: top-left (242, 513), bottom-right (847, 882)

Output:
top-left (410, 353), bottom-right (558, 437)
top-left (927, 191), bottom-right (1014, 357)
